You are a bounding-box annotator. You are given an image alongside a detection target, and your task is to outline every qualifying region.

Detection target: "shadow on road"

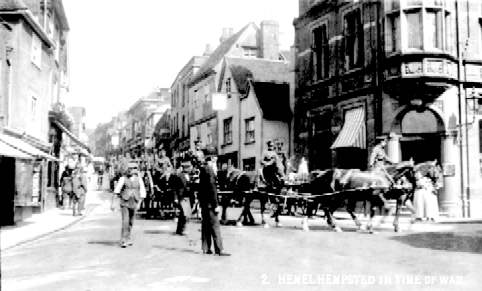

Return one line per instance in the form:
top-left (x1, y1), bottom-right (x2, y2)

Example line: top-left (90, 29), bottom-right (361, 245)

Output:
top-left (391, 232), bottom-right (482, 254)
top-left (87, 240), bottom-right (119, 247)
top-left (153, 245), bottom-right (201, 255)
top-left (144, 229), bottom-right (173, 235)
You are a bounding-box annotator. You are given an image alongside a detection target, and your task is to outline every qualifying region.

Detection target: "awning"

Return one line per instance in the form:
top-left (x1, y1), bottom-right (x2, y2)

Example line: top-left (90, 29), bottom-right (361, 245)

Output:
top-left (0, 133), bottom-right (58, 161)
top-left (331, 107), bottom-right (366, 149)
top-left (54, 121), bottom-right (90, 152)
top-left (0, 139), bottom-right (34, 160)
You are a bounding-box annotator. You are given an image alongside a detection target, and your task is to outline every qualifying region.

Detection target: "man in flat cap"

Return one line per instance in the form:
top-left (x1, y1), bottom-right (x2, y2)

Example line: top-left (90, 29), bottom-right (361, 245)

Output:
top-left (112, 162), bottom-right (146, 248)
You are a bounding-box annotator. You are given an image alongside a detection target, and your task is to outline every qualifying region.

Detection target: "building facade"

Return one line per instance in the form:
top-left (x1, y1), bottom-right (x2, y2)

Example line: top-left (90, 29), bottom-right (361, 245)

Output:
top-left (217, 57), bottom-right (293, 171)
top-left (294, 0), bottom-right (482, 217)
top-left (186, 20), bottom-right (290, 161)
top-left (0, 0), bottom-right (71, 225)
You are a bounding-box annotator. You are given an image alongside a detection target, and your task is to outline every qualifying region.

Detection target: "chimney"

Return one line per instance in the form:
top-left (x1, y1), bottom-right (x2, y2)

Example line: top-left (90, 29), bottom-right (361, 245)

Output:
top-left (260, 20), bottom-right (280, 60)
top-left (219, 27), bottom-right (234, 43)
top-left (203, 43), bottom-right (213, 56)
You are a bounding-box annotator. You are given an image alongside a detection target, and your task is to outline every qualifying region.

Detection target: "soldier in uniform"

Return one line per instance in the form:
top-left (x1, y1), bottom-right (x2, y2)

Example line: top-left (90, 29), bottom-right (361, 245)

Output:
top-left (112, 162), bottom-right (146, 248)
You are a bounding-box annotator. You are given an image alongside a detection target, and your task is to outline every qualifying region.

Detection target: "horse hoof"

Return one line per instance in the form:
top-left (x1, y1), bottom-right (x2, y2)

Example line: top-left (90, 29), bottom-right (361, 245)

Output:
top-left (263, 223), bottom-right (270, 229)
top-left (334, 226), bottom-right (343, 233)
top-left (236, 222), bottom-right (243, 227)
top-left (275, 222), bottom-right (283, 228)
top-left (394, 225), bottom-right (400, 232)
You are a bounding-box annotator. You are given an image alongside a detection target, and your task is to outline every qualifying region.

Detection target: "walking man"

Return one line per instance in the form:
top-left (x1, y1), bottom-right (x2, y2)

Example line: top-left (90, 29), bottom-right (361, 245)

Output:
top-left (72, 164), bottom-right (88, 216)
top-left (112, 162), bottom-right (146, 248)
top-left (59, 166), bottom-right (74, 209)
top-left (195, 153), bottom-right (230, 256)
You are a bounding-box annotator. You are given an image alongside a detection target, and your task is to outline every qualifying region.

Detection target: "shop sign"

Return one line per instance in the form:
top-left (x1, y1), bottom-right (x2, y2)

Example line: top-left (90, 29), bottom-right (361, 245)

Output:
top-left (442, 163), bottom-right (455, 177)
top-left (402, 62), bottom-right (423, 76)
top-left (465, 64), bottom-right (482, 82)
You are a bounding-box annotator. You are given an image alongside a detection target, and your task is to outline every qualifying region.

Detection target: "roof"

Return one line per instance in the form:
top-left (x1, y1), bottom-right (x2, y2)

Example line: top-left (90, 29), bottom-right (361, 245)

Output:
top-left (224, 57), bottom-right (291, 95)
top-left (0, 0), bottom-right (27, 11)
top-left (189, 23), bottom-right (254, 87)
top-left (250, 81), bottom-right (291, 121)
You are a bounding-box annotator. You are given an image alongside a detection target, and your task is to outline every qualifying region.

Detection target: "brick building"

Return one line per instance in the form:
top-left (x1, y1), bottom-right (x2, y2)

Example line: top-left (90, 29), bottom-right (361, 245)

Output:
top-left (293, 0), bottom-right (482, 217)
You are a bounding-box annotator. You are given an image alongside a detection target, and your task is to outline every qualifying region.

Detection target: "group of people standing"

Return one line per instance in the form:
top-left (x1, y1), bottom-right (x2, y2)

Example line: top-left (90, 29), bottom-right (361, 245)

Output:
top-left (59, 163), bottom-right (89, 216)
top-left (109, 146), bottom-right (230, 256)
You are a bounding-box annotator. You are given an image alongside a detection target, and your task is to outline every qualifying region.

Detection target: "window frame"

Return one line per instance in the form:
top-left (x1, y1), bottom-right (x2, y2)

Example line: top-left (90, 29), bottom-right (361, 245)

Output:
top-left (244, 117), bottom-right (255, 144)
top-left (31, 33), bottom-right (42, 69)
top-left (225, 77), bottom-right (232, 99)
top-left (223, 117), bottom-right (233, 145)
top-left (311, 21), bottom-right (330, 80)
top-left (343, 8), bottom-right (364, 71)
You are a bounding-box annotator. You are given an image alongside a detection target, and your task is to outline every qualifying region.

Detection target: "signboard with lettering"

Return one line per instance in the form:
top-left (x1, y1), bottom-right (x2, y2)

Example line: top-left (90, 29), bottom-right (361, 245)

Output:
top-left (442, 163), bottom-right (455, 177)
top-left (401, 62), bottom-right (423, 77)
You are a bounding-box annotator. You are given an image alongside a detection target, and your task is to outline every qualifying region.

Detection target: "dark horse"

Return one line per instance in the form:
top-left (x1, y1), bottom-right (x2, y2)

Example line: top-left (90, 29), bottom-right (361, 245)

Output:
top-left (217, 163), bottom-right (285, 227)
top-left (308, 161), bottom-right (416, 233)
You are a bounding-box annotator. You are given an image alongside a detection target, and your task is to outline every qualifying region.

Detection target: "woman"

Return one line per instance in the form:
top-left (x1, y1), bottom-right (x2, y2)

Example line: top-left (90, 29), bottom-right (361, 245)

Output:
top-left (413, 171), bottom-right (439, 222)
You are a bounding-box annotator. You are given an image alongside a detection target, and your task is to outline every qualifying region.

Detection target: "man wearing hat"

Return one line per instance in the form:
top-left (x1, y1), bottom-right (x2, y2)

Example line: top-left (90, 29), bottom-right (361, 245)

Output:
top-left (196, 150), bottom-right (230, 256)
top-left (112, 161), bottom-right (147, 248)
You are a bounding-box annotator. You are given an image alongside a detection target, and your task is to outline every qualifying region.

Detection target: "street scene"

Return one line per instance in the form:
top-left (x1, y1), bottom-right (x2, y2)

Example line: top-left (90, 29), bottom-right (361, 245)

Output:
top-left (1, 0), bottom-right (482, 290)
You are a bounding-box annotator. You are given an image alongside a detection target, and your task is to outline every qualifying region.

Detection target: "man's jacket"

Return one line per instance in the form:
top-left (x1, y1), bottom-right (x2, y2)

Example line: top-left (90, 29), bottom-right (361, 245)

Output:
top-left (197, 165), bottom-right (218, 209)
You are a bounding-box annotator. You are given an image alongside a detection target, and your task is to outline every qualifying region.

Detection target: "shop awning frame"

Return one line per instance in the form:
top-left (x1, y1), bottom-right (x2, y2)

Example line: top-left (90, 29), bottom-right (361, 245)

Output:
top-left (54, 121), bottom-right (91, 152)
top-left (331, 107), bottom-right (366, 149)
top-left (0, 139), bottom-right (34, 160)
top-left (0, 133), bottom-right (59, 161)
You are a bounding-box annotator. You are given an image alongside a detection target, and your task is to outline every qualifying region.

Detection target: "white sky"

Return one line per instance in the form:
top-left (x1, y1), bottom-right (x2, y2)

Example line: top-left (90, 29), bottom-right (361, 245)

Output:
top-left (62, 0), bottom-right (298, 128)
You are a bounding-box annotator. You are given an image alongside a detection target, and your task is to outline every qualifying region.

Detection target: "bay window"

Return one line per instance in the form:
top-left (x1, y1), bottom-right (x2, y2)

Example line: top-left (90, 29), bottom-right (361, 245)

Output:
top-left (385, 0), bottom-right (454, 53)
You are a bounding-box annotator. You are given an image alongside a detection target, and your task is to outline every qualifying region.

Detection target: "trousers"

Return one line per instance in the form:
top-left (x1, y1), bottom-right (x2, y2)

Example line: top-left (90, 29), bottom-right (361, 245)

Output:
top-left (121, 206), bottom-right (136, 243)
top-left (201, 208), bottom-right (223, 253)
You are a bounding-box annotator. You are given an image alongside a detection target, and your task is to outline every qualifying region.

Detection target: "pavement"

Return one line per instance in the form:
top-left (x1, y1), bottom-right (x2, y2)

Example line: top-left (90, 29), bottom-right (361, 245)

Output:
top-left (0, 190), bottom-right (104, 251)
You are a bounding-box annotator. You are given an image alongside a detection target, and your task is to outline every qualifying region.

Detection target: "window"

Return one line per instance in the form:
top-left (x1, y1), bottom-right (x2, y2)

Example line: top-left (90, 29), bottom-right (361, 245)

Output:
top-left (182, 115), bottom-right (185, 137)
top-left (425, 9), bottom-right (443, 50)
top-left (386, 13), bottom-right (400, 52)
top-left (225, 77), bottom-right (231, 98)
top-left (243, 48), bottom-right (257, 57)
top-left (223, 117), bottom-right (233, 145)
top-left (245, 117), bottom-right (255, 143)
top-left (406, 10), bottom-right (422, 49)
top-left (312, 23), bottom-right (329, 80)
top-left (344, 9), bottom-right (363, 70)
top-left (31, 34), bottom-right (42, 68)
top-left (243, 157), bottom-right (256, 171)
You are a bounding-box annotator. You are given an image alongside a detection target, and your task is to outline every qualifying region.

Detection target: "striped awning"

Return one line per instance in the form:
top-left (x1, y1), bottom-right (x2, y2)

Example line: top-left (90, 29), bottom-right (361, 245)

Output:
top-left (331, 107), bottom-right (366, 149)
top-left (0, 139), bottom-right (34, 160)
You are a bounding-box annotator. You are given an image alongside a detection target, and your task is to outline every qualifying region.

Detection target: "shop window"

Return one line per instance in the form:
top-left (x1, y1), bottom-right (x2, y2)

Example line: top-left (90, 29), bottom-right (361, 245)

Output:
top-left (425, 9), bottom-right (443, 50)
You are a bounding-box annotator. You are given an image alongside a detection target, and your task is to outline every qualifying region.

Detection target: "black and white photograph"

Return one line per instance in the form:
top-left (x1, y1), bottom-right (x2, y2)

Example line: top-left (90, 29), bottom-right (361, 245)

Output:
top-left (1, 0), bottom-right (482, 290)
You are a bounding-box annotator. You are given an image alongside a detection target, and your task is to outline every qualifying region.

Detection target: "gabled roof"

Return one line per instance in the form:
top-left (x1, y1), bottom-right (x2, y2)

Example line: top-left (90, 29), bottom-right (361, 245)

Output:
top-left (223, 57), bottom-right (291, 95)
top-left (250, 81), bottom-right (291, 121)
top-left (0, 0), bottom-right (27, 11)
top-left (189, 23), bottom-right (255, 87)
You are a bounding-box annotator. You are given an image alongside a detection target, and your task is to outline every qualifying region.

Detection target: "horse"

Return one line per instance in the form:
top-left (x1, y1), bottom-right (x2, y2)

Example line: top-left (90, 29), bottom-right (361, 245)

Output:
top-left (307, 161), bottom-right (416, 233)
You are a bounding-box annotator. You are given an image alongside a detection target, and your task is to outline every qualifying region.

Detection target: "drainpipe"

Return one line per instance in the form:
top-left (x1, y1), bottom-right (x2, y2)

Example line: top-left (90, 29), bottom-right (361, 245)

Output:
top-left (463, 0), bottom-right (471, 217)
top-left (455, 0), bottom-right (468, 217)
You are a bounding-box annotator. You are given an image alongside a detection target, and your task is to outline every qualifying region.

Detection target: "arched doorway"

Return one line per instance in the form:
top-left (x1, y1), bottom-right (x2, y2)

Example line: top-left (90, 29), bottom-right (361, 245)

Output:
top-left (392, 107), bottom-right (445, 164)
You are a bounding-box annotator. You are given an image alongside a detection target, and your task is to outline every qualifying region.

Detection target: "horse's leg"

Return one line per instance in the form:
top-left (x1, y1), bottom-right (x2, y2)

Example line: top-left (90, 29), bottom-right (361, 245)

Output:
top-left (221, 194), bottom-right (229, 224)
top-left (346, 199), bottom-right (362, 231)
top-left (260, 193), bottom-right (269, 228)
top-left (393, 198), bottom-right (401, 232)
top-left (324, 206), bottom-right (342, 232)
top-left (367, 201), bottom-right (377, 234)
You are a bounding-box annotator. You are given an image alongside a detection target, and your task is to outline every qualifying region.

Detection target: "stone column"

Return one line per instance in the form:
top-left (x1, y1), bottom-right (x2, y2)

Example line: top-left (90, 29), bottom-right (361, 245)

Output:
top-left (387, 132), bottom-right (401, 163)
top-left (440, 133), bottom-right (461, 217)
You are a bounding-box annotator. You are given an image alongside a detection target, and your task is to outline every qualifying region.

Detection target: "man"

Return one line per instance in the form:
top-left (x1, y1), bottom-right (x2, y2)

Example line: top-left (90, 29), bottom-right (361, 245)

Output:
top-left (156, 149), bottom-right (172, 175)
top-left (59, 166), bottom-right (74, 210)
top-left (368, 138), bottom-right (393, 171)
top-left (195, 153), bottom-right (230, 256)
top-left (71, 165), bottom-right (88, 216)
top-left (112, 162), bottom-right (147, 248)
top-left (165, 164), bottom-right (191, 235)
top-left (261, 140), bottom-right (284, 183)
